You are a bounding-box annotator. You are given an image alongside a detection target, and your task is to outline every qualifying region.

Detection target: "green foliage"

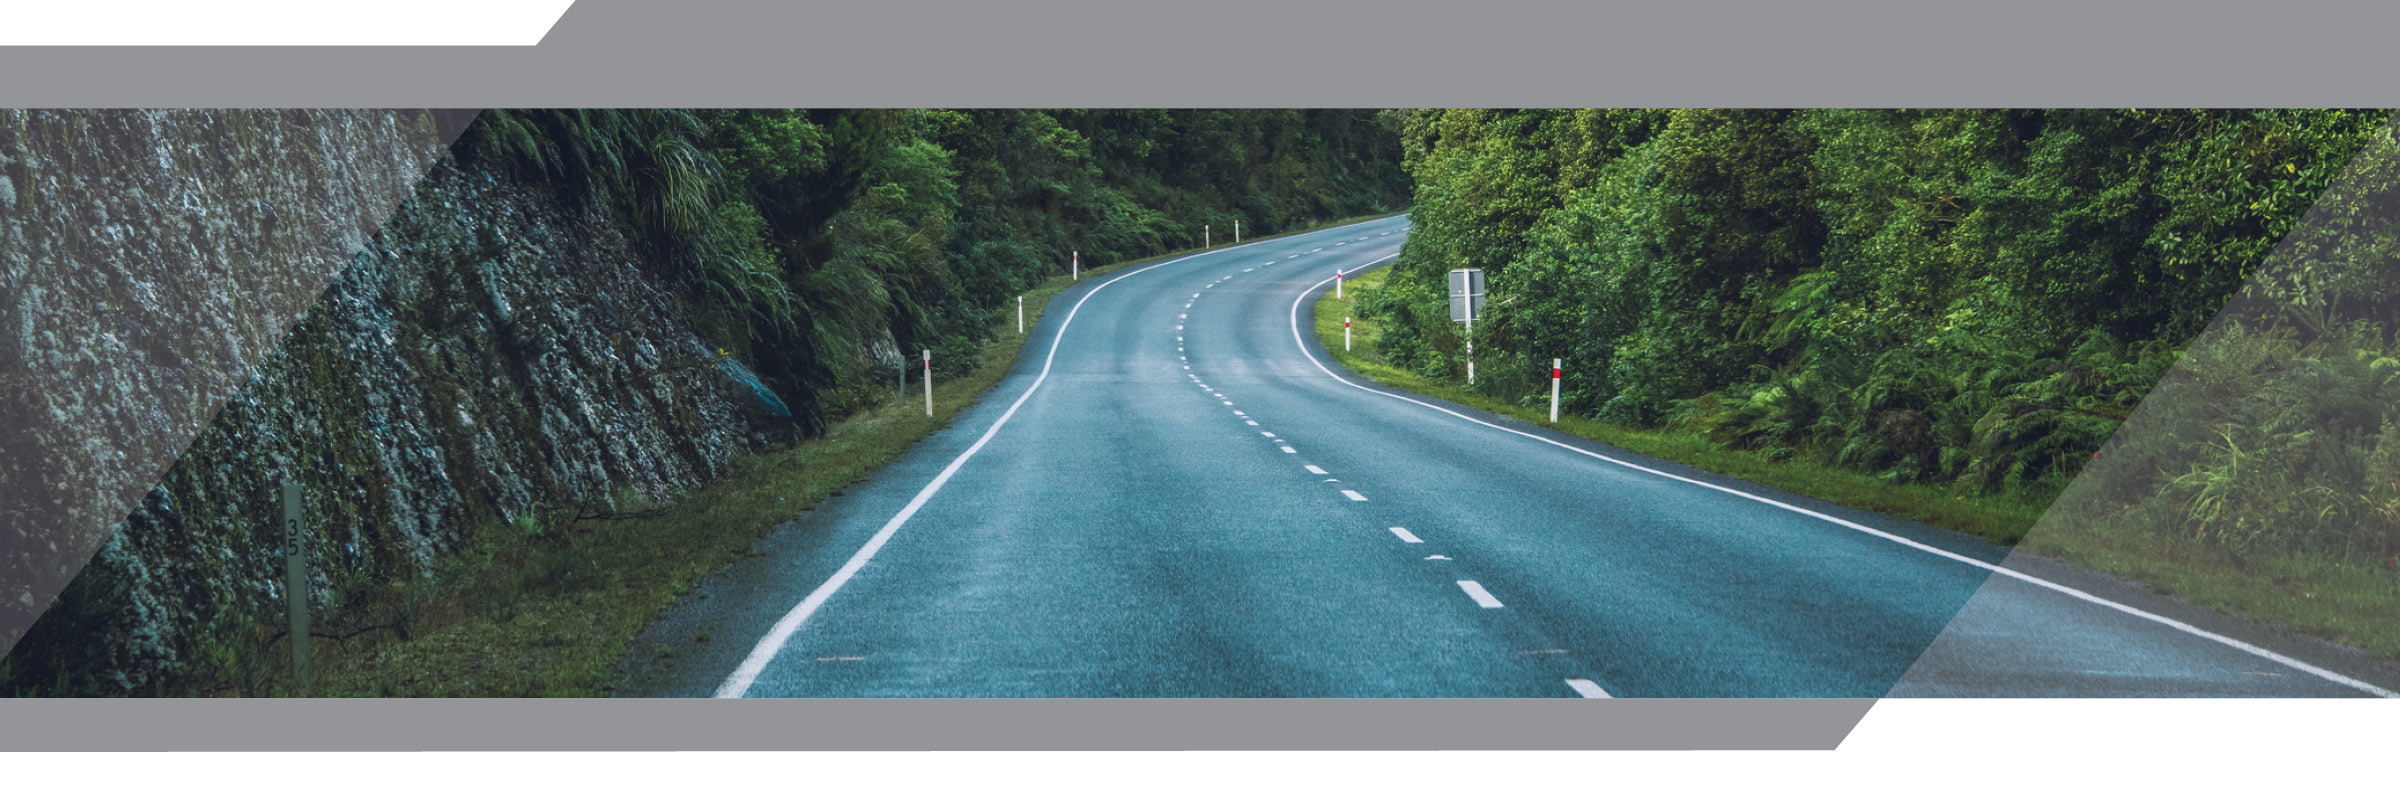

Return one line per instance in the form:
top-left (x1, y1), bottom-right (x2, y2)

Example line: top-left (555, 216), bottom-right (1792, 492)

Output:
top-left (1372, 108), bottom-right (2388, 532)
top-left (459, 108), bottom-right (1409, 434)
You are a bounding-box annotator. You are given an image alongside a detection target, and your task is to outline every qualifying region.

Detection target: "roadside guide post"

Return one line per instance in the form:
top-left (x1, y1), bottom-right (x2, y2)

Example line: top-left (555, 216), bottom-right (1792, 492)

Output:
top-left (1551, 359), bottom-right (1562, 422)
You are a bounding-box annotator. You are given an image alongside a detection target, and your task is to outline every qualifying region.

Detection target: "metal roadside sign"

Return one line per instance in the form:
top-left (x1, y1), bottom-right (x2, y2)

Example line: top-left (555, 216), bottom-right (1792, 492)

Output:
top-left (1448, 268), bottom-right (1485, 322)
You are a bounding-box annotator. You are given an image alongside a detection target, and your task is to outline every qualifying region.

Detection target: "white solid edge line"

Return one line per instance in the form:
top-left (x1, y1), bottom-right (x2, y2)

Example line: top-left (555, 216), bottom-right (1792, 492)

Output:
top-left (1287, 255), bottom-right (2400, 699)
top-left (1457, 580), bottom-right (1505, 608)
top-left (1390, 526), bottom-right (1423, 543)
top-left (710, 218), bottom-right (1391, 698)
top-left (1565, 678), bottom-right (1612, 698)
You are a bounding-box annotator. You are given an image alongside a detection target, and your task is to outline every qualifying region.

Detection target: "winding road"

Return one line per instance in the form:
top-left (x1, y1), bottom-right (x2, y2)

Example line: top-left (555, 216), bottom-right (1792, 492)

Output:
top-left (620, 216), bottom-right (2400, 698)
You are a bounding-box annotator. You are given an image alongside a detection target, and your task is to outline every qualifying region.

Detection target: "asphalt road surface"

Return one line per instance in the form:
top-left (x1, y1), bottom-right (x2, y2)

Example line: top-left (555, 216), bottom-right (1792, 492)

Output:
top-left (621, 216), bottom-right (2400, 698)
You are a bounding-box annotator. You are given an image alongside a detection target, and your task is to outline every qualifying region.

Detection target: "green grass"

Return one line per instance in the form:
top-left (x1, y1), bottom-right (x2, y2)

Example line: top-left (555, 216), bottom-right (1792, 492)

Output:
top-left (1320, 267), bottom-right (2400, 663)
top-left (2020, 524), bottom-right (2400, 660)
top-left (225, 214), bottom-right (1405, 697)
top-left (1314, 268), bottom-right (2043, 545)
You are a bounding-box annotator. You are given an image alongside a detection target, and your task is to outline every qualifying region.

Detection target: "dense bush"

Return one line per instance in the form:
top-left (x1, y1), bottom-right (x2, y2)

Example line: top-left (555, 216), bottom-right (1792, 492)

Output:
top-left (1368, 109), bottom-right (2394, 548)
top-left (463, 109), bottom-right (1409, 433)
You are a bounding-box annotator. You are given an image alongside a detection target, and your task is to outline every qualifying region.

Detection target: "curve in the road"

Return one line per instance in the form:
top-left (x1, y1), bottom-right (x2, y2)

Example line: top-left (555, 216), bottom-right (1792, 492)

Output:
top-left (714, 226), bottom-right (1363, 698)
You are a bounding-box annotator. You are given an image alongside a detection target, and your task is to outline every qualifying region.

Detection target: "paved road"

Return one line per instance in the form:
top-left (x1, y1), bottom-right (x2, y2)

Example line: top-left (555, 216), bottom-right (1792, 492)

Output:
top-left (620, 216), bottom-right (2400, 698)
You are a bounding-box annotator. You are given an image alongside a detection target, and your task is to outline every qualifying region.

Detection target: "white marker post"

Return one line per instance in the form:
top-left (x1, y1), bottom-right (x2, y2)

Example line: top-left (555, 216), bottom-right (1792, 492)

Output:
top-left (923, 349), bottom-right (932, 416)
top-left (1017, 295), bottom-right (1024, 334)
top-left (1336, 269), bottom-right (1343, 299)
top-left (1345, 317), bottom-right (1352, 351)
top-left (1071, 251), bottom-right (1079, 281)
top-left (1234, 220), bottom-right (1240, 244)
top-left (1550, 359), bottom-right (1562, 422)
top-left (1205, 225), bottom-right (1211, 249)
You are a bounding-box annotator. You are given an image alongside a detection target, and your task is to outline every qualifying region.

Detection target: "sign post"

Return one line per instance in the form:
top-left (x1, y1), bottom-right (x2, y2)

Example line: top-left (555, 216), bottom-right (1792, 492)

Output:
top-left (281, 481), bottom-right (308, 686)
top-left (1448, 268), bottom-right (1485, 385)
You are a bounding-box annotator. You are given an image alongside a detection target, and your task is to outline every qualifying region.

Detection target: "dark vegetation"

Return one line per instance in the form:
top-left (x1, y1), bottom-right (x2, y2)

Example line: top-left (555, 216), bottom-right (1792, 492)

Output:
top-left (465, 109), bottom-right (1408, 435)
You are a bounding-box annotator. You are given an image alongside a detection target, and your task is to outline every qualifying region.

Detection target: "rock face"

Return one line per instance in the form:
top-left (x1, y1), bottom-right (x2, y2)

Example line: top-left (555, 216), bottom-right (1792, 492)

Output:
top-left (0, 111), bottom-right (771, 692)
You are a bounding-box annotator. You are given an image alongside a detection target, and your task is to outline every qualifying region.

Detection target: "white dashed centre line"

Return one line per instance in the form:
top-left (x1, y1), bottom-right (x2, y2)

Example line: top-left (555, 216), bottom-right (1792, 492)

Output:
top-left (1389, 526), bottom-right (1422, 543)
top-left (1304, 465), bottom-right (1328, 474)
top-left (1223, 401), bottom-right (1234, 405)
top-left (1246, 420), bottom-right (1259, 426)
top-left (1280, 446), bottom-right (1297, 453)
top-left (1565, 679), bottom-right (1612, 698)
top-left (1340, 489), bottom-right (1367, 501)
top-left (1457, 581), bottom-right (1504, 608)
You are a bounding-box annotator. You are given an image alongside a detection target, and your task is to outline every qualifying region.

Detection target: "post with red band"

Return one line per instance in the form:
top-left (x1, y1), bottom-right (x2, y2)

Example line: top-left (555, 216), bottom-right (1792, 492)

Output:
top-left (1550, 358), bottom-right (1562, 423)
top-left (1336, 269), bottom-right (1344, 299)
top-left (1345, 317), bottom-right (1352, 352)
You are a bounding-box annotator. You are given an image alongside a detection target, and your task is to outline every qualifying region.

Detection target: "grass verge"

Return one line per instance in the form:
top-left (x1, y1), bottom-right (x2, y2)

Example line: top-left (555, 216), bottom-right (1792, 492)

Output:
top-left (1313, 268), bottom-right (2044, 544)
top-left (2020, 524), bottom-right (2400, 660)
top-left (258, 214), bottom-right (1402, 697)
